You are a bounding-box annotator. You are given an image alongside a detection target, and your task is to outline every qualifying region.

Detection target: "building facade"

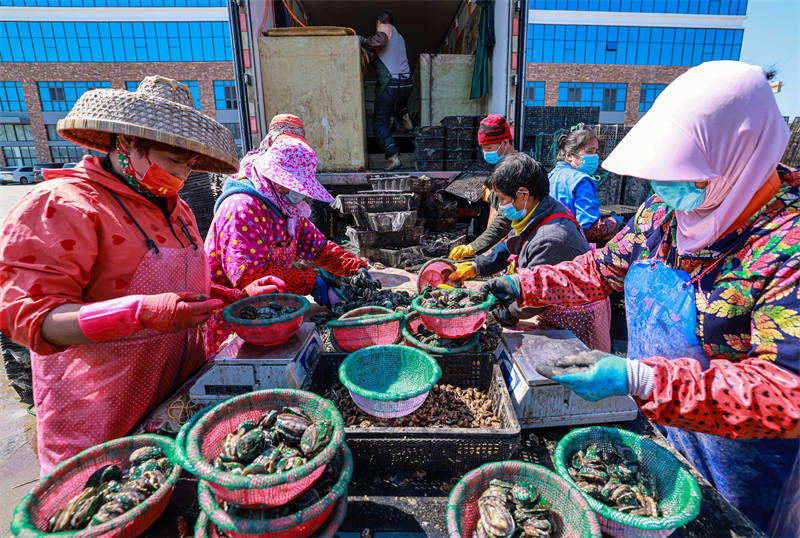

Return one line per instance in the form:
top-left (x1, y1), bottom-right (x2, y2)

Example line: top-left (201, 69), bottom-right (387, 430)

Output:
top-left (0, 0), bottom-right (239, 167)
top-left (524, 0), bottom-right (748, 125)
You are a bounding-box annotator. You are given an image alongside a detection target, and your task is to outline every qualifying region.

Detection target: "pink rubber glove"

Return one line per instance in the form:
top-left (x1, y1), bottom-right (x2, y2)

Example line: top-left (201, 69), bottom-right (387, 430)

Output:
top-left (209, 277), bottom-right (287, 306)
top-left (78, 292), bottom-right (223, 342)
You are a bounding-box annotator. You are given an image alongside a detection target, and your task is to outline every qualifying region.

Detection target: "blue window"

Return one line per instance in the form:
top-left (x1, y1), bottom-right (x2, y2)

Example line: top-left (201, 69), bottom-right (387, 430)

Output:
top-left (558, 82), bottom-right (627, 111)
top-left (529, 0), bottom-right (747, 13)
top-left (527, 23), bottom-right (743, 66)
top-left (214, 80), bottom-right (237, 110)
top-left (525, 81), bottom-right (546, 106)
top-left (0, 81), bottom-right (26, 111)
top-left (1, 21), bottom-right (231, 62)
top-left (639, 83), bottom-right (667, 111)
top-left (0, 1), bottom-right (225, 5)
top-left (38, 81), bottom-right (110, 111)
top-left (126, 79), bottom-right (201, 110)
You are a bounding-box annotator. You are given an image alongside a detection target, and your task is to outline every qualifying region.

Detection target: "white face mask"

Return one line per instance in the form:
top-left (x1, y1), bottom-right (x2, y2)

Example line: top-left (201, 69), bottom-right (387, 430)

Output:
top-left (284, 190), bottom-right (305, 204)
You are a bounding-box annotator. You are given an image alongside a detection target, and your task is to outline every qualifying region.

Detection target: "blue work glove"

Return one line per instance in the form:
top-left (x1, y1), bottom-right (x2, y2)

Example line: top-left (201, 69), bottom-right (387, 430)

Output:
top-left (317, 268), bottom-right (340, 287)
top-left (610, 212), bottom-right (626, 228)
top-left (312, 276), bottom-right (332, 308)
top-left (482, 275), bottom-right (520, 307)
top-left (552, 355), bottom-right (628, 402)
top-left (492, 305), bottom-right (519, 328)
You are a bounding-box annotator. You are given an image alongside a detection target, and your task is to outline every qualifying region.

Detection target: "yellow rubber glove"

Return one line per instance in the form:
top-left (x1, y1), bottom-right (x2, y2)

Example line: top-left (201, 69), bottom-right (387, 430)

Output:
top-left (449, 261), bottom-right (478, 281)
top-left (449, 244), bottom-right (476, 260)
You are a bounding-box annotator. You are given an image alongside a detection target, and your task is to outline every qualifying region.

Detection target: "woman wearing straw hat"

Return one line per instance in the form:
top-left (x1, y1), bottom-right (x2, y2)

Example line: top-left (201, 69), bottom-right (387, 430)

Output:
top-left (205, 131), bottom-right (369, 354)
top-left (0, 76), bottom-right (283, 474)
top-left (481, 61), bottom-right (800, 531)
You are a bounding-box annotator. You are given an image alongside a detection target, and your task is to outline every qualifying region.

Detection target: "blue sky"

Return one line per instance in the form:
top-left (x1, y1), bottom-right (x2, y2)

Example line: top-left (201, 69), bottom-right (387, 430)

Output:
top-left (739, 0), bottom-right (799, 119)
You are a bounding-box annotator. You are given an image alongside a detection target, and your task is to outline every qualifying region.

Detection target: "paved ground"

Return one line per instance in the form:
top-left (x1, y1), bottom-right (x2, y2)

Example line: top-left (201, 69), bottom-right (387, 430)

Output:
top-left (0, 183), bottom-right (41, 537)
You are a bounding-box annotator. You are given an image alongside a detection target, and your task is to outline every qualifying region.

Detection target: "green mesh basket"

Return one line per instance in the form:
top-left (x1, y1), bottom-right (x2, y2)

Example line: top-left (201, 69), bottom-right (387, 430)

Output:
top-left (11, 435), bottom-right (181, 538)
top-left (178, 389), bottom-right (344, 507)
top-left (411, 289), bottom-right (495, 338)
top-left (447, 460), bottom-right (601, 537)
top-left (197, 444), bottom-right (352, 537)
top-left (553, 427), bottom-right (702, 538)
top-left (339, 344), bottom-right (441, 418)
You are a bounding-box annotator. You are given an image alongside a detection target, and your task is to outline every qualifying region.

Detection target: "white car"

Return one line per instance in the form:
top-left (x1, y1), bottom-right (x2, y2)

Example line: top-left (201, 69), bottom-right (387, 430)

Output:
top-left (0, 165), bottom-right (36, 185)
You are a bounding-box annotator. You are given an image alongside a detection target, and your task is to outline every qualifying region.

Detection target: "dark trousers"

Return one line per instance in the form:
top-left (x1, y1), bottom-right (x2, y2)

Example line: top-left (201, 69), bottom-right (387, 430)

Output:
top-left (374, 76), bottom-right (413, 158)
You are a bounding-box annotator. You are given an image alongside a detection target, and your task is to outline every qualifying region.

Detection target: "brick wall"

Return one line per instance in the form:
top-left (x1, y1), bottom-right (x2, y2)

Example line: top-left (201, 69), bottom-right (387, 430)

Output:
top-left (526, 63), bottom-right (690, 125)
top-left (0, 61), bottom-right (234, 166)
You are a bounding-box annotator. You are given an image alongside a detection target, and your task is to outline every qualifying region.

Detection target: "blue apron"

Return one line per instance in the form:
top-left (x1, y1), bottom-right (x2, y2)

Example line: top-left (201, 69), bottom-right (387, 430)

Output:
top-left (625, 258), bottom-right (799, 532)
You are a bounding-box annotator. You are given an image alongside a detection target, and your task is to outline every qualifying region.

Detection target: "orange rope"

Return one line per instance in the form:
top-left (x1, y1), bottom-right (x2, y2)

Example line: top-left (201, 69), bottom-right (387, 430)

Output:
top-left (259, 0), bottom-right (273, 36)
top-left (281, 0), bottom-right (306, 27)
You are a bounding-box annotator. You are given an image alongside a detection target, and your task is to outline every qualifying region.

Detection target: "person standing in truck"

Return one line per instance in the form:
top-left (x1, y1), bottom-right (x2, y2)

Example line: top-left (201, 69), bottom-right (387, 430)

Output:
top-left (361, 10), bottom-right (414, 171)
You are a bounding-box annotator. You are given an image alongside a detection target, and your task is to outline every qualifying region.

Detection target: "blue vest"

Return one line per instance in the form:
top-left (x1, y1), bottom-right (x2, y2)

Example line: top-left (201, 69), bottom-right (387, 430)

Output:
top-left (548, 161), bottom-right (597, 224)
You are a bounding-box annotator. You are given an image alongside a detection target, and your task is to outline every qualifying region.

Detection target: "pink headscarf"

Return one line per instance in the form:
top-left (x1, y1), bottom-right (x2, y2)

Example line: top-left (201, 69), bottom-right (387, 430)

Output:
top-left (603, 61), bottom-right (790, 254)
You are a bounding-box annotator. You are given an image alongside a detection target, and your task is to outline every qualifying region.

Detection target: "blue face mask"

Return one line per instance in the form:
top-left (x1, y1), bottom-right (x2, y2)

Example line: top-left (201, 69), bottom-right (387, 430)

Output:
top-left (483, 150), bottom-right (502, 165)
top-left (650, 180), bottom-right (706, 211)
top-left (284, 190), bottom-right (306, 204)
top-left (576, 154), bottom-right (599, 175)
top-left (498, 190), bottom-right (529, 221)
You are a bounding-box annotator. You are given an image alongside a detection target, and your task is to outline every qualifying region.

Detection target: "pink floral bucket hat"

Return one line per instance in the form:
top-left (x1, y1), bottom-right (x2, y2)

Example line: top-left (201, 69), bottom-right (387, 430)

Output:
top-left (252, 137), bottom-right (334, 203)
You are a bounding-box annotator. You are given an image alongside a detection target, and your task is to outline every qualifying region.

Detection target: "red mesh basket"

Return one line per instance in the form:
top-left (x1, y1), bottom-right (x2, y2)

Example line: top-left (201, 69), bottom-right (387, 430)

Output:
top-left (197, 444), bottom-right (352, 538)
top-left (180, 390), bottom-right (344, 508)
top-left (11, 435), bottom-right (181, 538)
top-left (418, 258), bottom-right (462, 291)
top-left (223, 294), bottom-right (310, 347)
top-left (411, 290), bottom-right (495, 339)
top-left (326, 306), bottom-right (404, 353)
top-left (401, 311), bottom-right (479, 354)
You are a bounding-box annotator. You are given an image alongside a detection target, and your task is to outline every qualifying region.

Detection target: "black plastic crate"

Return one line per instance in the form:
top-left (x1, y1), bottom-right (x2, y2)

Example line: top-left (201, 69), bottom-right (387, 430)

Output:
top-left (441, 116), bottom-right (478, 128)
top-left (302, 352), bottom-right (521, 472)
top-left (446, 159), bottom-right (473, 172)
top-left (415, 125), bottom-right (446, 137)
top-left (446, 149), bottom-right (474, 161)
top-left (414, 137), bottom-right (445, 150)
top-left (446, 137), bottom-right (475, 150)
top-left (415, 147), bottom-right (445, 161)
top-left (333, 191), bottom-right (413, 214)
top-left (345, 226), bottom-right (423, 249)
top-left (446, 126), bottom-right (474, 139)
top-left (416, 159), bottom-right (444, 171)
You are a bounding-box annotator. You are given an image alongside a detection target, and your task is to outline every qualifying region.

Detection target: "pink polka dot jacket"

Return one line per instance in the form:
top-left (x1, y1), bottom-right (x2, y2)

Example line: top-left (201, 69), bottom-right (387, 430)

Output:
top-left (515, 166), bottom-right (800, 440)
top-left (0, 156), bottom-right (206, 356)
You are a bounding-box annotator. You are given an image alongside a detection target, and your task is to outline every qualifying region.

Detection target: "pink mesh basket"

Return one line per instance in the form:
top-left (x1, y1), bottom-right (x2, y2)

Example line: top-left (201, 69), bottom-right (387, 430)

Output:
top-left (326, 306), bottom-right (403, 353)
top-left (418, 257), bottom-right (462, 291)
top-left (197, 444), bottom-right (352, 538)
top-left (411, 290), bottom-right (495, 339)
top-left (11, 435), bottom-right (181, 538)
top-left (181, 390), bottom-right (344, 508)
top-left (223, 294), bottom-right (310, 347)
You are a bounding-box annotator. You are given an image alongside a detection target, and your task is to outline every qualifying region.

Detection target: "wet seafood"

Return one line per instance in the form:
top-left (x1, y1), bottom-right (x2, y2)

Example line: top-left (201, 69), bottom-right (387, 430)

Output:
top-left (330, 271), bottom-right (413, 317)
top-left (568, 442), bottom-right (661, 518)
top-left (237, 302), bottom-right (296, 321)
top-left (325, 382), bottom-right (500, 429)
top-left (472, 479), bottom-right (555, 537)
top-left (47, 446), bottom-right (172, 532)
top-left (535, 350), bottom-right (608, 379)
top-left (212, 407), bottom-right (332, 475)
top-left (416, 286), bottom-right (488, 310)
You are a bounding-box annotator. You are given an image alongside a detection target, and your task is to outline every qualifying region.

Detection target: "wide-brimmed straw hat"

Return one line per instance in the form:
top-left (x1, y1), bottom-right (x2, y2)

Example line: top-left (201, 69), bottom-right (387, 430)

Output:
top-left (57, 76), bottom-right (238, 174)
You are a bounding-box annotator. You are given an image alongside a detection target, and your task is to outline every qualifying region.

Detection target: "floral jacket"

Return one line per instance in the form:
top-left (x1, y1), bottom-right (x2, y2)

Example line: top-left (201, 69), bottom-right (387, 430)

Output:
top-left (516, 166), bottom-right (800, 439)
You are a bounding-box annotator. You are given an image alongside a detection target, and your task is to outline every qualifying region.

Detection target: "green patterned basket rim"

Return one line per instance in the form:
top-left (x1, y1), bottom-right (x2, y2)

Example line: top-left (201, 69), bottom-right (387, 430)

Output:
top-left (222, 293), bottom-right (310, 327)
top-left (199, 443), bottom-right (353, 532)
top-left (411, 289), bottom-right (496, 319)
top-left (327, 306), bottom-right (405, 329)
top-left (400, 312), bottom-right (478, 354)
top-left (338, 344), bottom-right (441, 401)
top-left (553, 426), bottom-right (702, 531)
top-left (446, 460), bottom-right (602, 538)
top-left (183, 389), bottom-right (344, 490)
top-left (11, 434), bottom-right (182, 537)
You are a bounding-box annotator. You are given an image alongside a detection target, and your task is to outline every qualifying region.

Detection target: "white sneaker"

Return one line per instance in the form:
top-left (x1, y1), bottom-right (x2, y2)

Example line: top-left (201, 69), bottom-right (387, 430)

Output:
top-left (385, 154), bottom-right (402, 171)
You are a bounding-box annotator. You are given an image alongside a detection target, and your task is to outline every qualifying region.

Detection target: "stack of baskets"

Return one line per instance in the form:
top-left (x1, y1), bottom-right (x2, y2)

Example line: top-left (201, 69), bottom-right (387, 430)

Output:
top-left (177, 389), bottom-right (351, 537)
top-left (414, 125), bottom-right (446, 170)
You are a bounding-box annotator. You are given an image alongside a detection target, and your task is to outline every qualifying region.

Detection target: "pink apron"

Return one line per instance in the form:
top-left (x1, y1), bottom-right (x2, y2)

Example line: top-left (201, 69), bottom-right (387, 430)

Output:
top-left (32, 203), bottom-right (209, 475)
